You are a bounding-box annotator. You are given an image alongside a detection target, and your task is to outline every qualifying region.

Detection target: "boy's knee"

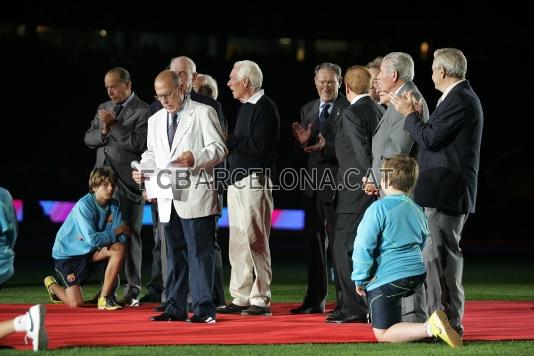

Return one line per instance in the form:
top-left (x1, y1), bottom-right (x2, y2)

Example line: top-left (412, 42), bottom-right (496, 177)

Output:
top-left (111, 242), bottom-right (125, 255)
top-left (373, 329), bottom-right (388, 343)
top-left (67, 300), bottom-right (84, 308)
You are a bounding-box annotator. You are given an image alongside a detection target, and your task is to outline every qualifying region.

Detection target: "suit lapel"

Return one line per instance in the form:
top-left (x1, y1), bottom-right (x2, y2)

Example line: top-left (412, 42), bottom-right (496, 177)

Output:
top-left (170, 99), bottom-right (194, 156)
top-left (157, 111), bottom-right (172, 155)
top-left (321, 95), bottom-right (346, 137)
top-left (307, 99), bottom-right (321, 137)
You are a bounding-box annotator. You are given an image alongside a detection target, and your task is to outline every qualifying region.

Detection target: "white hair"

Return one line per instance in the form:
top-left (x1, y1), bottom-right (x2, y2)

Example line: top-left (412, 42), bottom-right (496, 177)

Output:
top-left (233, 60), bottom-right (263, 91)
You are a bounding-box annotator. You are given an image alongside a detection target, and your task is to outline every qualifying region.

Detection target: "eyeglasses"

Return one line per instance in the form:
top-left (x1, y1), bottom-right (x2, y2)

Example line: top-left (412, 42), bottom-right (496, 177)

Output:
top-left (154, 91), bottom-right (178, 101)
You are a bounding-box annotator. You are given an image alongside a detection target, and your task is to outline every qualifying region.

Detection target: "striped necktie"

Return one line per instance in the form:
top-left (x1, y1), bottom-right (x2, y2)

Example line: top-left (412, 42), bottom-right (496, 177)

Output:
top-left (319, 103), bottom-right (331, 132)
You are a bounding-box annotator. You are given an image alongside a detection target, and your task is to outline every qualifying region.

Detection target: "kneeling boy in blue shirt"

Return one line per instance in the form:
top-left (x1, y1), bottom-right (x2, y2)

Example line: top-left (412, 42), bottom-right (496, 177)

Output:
top-left (352, 154), bottom-right (462, 347)
top-left (45, 167), bottom-right (129, 310)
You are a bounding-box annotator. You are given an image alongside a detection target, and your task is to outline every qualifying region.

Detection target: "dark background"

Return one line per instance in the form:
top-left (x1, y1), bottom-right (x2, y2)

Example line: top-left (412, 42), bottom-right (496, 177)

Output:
top-left (1, 4), bottom-right (533, 261)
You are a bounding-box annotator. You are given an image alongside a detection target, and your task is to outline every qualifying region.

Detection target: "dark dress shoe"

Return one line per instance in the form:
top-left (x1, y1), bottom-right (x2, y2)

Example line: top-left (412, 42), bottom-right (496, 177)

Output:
top-left (150, 312), bottom-right (185, 321)
top-left (327, 308), bottom-right (342, 319)
top-left (188, 314), bottom-right (216, 323)
top-left (154, 301), bottom-right (169, 312)
top-left (241, 305), bottom-right (272, 316)
top-left (325, 313), bottom-right (368, 323)
top-left (290, 305), bottom-right (324, 314)
top-left (216, 303), bottom-right (248, 314)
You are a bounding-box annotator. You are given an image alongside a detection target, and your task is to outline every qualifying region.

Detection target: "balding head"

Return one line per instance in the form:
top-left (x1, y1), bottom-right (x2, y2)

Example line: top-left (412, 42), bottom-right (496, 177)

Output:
top-left (169, 56), bottom-right (197, 93)
top-left (154, 70), bottom-right (185, 113)
top-left (155, 70), bottom-right (180, 87)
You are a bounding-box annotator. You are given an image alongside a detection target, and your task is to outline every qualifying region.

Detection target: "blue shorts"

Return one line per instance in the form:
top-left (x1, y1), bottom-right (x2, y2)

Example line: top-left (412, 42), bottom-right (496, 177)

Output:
top-left (54, 254), bottom-right (96, 288)
top-left (366, 273), bottom-right (426, 329)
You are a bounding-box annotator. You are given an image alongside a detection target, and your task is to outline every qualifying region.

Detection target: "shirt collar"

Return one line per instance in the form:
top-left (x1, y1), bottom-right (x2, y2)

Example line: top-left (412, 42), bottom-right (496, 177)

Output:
top-left (394, 82), bottom-right (406, 95)
top-left (118, 92), bottom-right (134, 107)
top-left (350, 93), bottom-right (370, 105)
top-left (439, 79), bottom-right (465, 103)
top-left (167, 96), bottom-right (188, 123)
top-left (246, 89), bottom-right (264, 104)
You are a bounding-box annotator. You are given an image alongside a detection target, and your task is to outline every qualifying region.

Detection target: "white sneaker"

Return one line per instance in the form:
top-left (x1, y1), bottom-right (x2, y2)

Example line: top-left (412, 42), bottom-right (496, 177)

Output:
top-left (25, 304), bottom-right (48, 351)
top-left (128, 298), bottom-right (140, 307)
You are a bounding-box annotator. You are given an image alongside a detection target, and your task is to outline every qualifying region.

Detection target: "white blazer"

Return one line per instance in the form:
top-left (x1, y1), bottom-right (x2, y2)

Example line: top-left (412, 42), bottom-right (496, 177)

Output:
top-left (141, 97), bottom-right (227, 222)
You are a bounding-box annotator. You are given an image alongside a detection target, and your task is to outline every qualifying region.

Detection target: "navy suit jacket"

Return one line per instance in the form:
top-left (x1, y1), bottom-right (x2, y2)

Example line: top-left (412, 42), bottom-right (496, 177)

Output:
top-left (299, 94), bottom-right (350, 202)
top-left (334, 96), bottom-right (384, 213)
top-left (404, 80), bottom-right (483, 214)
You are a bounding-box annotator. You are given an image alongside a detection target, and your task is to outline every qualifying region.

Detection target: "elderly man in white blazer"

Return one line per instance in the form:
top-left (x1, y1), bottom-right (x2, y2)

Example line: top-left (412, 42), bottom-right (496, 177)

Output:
top-left (133, 70), bottom-right (227, 324)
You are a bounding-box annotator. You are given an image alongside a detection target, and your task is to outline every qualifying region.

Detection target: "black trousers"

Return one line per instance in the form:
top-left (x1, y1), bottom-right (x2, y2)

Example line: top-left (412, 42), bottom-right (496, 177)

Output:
top-left (333, 211), bottom-right (369, 316)
top-left (302, 195), bottom-right (341, 309)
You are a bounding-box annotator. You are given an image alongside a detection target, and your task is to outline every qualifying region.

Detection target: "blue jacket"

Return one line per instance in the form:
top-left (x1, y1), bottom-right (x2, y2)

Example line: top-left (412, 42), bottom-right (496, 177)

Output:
top-left (52, 193), bottom-right (125, 259)
top-left (404, 80), bottom-right (483, 214)
top-left (0, 187), bottom-right (17, 285)
top-left (351, 194), bottom-right (428, 291)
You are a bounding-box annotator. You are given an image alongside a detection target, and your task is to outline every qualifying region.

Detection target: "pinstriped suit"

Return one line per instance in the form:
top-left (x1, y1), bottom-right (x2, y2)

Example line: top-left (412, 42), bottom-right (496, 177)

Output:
top-left (85, 93), bottom-right (150, 298)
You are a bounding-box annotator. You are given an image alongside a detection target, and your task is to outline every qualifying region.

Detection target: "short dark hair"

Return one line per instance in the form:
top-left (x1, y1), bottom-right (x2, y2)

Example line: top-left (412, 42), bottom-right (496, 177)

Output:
top-left (382, 154), bottom-right (418, 193)
top-left (107, 67), bottom-right (131, 83)
top-left (88, 167), bottom-right (116, 192)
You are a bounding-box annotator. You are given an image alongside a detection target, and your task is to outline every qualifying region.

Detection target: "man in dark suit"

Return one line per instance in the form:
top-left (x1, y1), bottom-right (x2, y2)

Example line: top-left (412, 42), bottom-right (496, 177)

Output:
top-left (329, 66), bottom-right (384, 323)
top-left (389, 48), bottom-right (483, 336)
top-left (291, 63), bottom-right (349, 314)
top-left (145, 56), bottom-right (227, 309)
top-left (84, 67), bottom-right (150, 307)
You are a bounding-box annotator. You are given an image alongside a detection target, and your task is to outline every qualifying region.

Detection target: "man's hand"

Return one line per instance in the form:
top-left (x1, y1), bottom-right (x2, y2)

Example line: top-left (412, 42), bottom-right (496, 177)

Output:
top-left (410, 94), bottom-right (424, 118)
top-left (291, 122), bottom-right (312, 146)
top-left (114, 223), bottom-right (130, 237)
top-left (355, 285), bottom-right (366, 297)
top-left (132, 169), bottom-right (144, 184)
top-left (171, 151), bottom-right (195, 167)
top-left (389, 90), bottom-right (418, 117)
top-left (362, 176), bottom-right (379, 196)
top-left (98, 109), bottom-right (117, 134)
top-left (303, 133), bottom-right (325, 153)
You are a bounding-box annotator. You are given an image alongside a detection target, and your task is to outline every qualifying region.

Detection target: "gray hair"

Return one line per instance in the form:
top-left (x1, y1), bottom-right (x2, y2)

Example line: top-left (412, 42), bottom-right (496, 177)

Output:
top-left (382, 52), bottom-right (414, 82)
top-left (107, 67), bottom-right (130, 82)
top-left (433, 48), bottom-right (467, 80)
top-left (170, 70), bottom-right (182, 86)
top-left (234, 60), bottom-right (263, 91)
top-left (315, 62), bottom-right (342, 80)
top-left (197, 73), bottom-right (219, 100)
top-left (169, 56), bottom-right (197, 76)
top-left (366, 56), bottom-right (383, 70)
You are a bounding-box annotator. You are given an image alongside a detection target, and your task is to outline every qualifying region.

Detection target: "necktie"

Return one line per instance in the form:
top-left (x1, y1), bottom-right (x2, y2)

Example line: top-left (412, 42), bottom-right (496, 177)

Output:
top-left (319, 103), bottom-right (331, 132)
top-left (114, 104), bottom-right (123, 117)
top-left (168, 113), bottom-right (178, 146)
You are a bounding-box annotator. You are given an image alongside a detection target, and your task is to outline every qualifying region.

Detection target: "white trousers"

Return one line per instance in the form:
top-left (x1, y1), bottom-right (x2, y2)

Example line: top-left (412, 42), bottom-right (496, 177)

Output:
top-left (227, 174), bottom-right (273, 307)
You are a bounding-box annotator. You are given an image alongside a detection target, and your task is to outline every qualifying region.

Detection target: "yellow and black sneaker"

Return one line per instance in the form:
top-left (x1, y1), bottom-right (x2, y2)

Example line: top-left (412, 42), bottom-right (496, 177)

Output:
top-left (98, 295), bottom-right (122, 310)
top-left (43, 276), bottom-right (61, 304)
top-left (428, 310), bottom-right (463, 347)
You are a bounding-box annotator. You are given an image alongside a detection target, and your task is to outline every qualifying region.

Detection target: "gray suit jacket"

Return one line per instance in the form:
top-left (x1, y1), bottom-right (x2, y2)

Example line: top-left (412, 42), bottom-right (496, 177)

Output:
top-left (84, 93), bottom-right (150, 200)
top-left (371, 81), bottom-right (429, 184)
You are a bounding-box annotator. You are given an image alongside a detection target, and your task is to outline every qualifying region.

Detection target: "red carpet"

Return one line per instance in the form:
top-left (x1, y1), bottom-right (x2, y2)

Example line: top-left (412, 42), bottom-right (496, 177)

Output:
top-left (1, 301), bottom-right (533, 350)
